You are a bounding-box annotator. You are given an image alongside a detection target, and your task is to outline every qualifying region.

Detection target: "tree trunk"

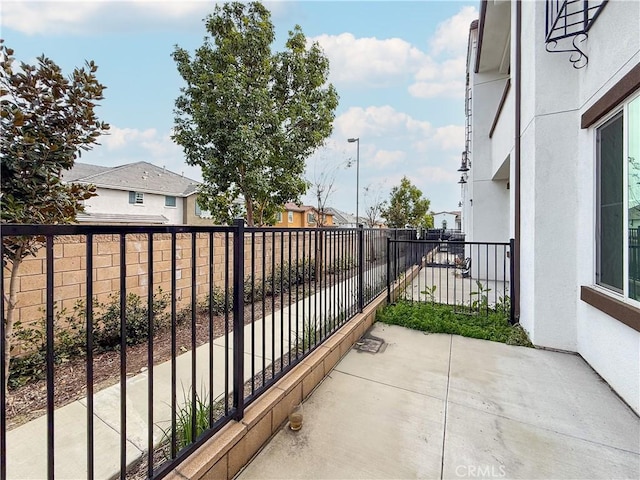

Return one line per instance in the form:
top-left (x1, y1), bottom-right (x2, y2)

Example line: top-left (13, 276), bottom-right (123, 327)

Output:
top-left (4, 255), bottom-right (22, 392)
top-left (245, 198), bottom-right (254, 227)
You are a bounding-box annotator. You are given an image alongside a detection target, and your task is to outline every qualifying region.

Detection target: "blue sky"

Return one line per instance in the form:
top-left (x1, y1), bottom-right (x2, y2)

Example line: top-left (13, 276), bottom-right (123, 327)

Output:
top-left (2, 0), bottom-right (477, 217)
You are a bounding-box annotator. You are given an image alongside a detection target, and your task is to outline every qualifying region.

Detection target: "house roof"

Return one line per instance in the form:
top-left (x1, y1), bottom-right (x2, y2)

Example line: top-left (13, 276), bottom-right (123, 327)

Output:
top-left (76, 212), bottom-right (169, 224)
top-left (284, 202), bottom-right (315, 212)
top-left (64, 161), bottom-right (200, 197)
top-left (324, 207), bottom-right (357, 225)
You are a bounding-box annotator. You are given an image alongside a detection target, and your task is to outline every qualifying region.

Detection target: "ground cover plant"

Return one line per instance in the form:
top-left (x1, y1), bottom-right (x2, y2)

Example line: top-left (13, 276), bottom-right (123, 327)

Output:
top-left (377, 300), bottom-right (532, 347)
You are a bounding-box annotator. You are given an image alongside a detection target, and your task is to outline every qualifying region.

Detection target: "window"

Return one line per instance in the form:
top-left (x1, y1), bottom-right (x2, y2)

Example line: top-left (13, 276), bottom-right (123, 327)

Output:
top-left (287, 211), bottom-right (294, 223)
top-left (128, 191), bottom-right (144, 204)
top-left (307, 213), bottom-right (315, 224)
top-left (165, 196), bottom-right (176, 207)
top-left (596, 94), bottom-right (640, 302)
top-left (195, 202), bottom-right (201, 216)
top-left (276, 211), bottom-right (283, 223)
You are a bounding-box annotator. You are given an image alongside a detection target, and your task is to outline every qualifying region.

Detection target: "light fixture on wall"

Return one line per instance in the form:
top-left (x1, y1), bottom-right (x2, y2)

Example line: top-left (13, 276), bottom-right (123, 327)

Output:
top-left (457, 151), bottom-right (470, 172)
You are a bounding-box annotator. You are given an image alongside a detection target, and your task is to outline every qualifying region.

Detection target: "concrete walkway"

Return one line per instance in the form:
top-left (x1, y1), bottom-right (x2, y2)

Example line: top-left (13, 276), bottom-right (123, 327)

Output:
top-left (5, 268), bottom-right (387, 479)
top-left (237, 323), bottom-right (640, 479)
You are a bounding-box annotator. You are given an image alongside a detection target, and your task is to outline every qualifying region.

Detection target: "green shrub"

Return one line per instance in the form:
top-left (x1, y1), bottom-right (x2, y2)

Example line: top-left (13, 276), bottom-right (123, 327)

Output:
top-left (198, 286), bottom-right (233, 316)
top-left (8, 289), bottom-right (170, 388)
top-left (93, 289), bottom-right (170, 350)
top-left (377, 300), bottom-right (532, 347)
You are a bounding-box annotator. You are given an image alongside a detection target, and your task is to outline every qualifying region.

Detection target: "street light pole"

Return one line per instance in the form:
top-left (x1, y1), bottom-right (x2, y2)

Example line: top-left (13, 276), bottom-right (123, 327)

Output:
top-left (348, 137), bottom-right (360, 225)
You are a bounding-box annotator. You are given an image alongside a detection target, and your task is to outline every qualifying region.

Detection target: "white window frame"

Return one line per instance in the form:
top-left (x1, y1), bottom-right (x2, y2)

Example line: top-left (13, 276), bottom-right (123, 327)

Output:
top-left (276, 211), bottom-right (283, 223)
top-left (287, 211), bottom-right (294, 223)
top-left (594, 90), bottom-right (640, 306)
top-left (165, 195), bottom-right (177, 207)
top-left (129, 191), bottom-right (144, 205)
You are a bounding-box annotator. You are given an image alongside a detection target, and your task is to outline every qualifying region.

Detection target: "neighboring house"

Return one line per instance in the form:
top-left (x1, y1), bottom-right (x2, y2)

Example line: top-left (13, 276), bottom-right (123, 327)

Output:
top-left (432, 211), bottom-right (461, 231)
top-left (64, 161), bottom-right (210, 225)
top-left (460, 0), bottom-right (639, 413)
top-left (273, 203), bottom-right (334, 228)
top-left (324, 207), bottom-right (359, 228)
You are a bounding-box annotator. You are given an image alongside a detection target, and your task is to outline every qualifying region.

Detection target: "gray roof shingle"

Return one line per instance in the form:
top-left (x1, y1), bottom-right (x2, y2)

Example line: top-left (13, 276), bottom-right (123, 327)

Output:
top-left (64, 161), bottom-right (199, 197)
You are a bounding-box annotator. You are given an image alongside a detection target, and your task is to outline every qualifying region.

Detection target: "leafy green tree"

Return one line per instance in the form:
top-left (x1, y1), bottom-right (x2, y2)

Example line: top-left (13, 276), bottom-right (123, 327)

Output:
top-left (382, 176), bottom-right (433, 228)
top-left (172, 1), bottom-right (339, 226)
top-left (0, 41), bottom-right (109, 389)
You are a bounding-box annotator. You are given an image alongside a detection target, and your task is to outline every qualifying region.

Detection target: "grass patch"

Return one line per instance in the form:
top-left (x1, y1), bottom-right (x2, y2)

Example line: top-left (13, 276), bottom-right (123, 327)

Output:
top-left (377, 300), bottom-right (532, 347)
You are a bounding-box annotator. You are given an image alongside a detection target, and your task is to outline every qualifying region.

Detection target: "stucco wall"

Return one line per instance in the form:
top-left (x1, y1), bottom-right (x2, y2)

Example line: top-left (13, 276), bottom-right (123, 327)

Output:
top-left (468, 0), bottom-right (640, 412)
top-left (85, 188), bottom-right (184, 224)
top-left (519, 0), bottom-right (640, 411)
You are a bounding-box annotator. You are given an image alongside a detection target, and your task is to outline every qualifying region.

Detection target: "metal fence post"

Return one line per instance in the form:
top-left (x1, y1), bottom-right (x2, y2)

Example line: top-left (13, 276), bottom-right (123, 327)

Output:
top-left (358, 224), bottom-right (364, 313)
top-left (233, 219), bottom-right (245, 420)
top-left (386, 236), bottom-right (391, 304)
top-left (509, 238), bottom-right (516, 324)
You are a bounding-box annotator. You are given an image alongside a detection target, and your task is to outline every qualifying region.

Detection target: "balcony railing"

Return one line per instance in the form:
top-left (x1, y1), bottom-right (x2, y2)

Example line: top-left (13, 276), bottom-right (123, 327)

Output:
top-left (545, 0), bottom-right (607, 42)
top-left (387, 238), bottom-right (515, 323)
top-left (0, 222), bottom-right (396, 480)
top-left (545, 0), bottom-right (608, 68)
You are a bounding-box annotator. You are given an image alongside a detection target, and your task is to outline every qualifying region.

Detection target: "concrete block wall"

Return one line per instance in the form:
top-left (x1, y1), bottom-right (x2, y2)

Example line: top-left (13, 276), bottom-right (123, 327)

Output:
top-left (3, 231), bottom-right (357, 340)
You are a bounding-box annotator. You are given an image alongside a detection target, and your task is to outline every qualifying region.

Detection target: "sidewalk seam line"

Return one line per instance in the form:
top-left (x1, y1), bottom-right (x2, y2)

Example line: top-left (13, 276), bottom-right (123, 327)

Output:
top-left (331, 369), bottom-right (446, 401)
top-left (440, 334), bottom-right (453, 480)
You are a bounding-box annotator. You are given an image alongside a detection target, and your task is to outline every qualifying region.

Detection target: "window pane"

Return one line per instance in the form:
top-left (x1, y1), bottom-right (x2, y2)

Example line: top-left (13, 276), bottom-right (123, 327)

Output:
top-left (597, 113), bottom-right (624, 291)
top-left (129, 191), bottom-right (135, 204)
top-left (165, 196), bottom-right (176, 207)
top-left (628, 96), bottom-right (640, 300)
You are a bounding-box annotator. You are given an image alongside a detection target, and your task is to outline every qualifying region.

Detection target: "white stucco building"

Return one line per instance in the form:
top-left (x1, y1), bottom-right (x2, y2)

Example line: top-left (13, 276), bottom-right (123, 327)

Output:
top-left (432, 211), bottom-right (461, 231)
top-left (64, 161), bottom-right (210, 225)
top-left (461, 0), bottom-right (640, 413)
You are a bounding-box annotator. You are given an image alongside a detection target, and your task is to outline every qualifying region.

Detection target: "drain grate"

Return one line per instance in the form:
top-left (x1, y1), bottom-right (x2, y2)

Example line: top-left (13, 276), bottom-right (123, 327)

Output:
top-left (354, 335), bottom-right (385, 354)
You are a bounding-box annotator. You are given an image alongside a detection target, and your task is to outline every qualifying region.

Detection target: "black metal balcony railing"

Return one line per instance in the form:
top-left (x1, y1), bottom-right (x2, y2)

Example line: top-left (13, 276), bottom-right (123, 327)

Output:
top-left (545, 0), bottom-right (608, 68)
top-left (0, 222), bottom-right (397, 480)
top-left (387, 238), bottom-right (515, 324)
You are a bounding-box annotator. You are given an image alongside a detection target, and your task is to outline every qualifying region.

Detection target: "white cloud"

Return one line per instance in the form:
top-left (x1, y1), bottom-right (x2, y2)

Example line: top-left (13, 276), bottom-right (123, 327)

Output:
top-left (2, 2), bottom-right (103, 35)
top-left (2, 1), bottom-right (219, 35)
top-left (310, 33), bottom-right (426, 86)
top-left (408, 80), bottom-right (465, 99)
top-left (334, 106), bottom-right (432, 139)
top-left (413, 125), bottom-right (464, 152)
top-left (310, 6), bottom-right (477, 99)
top-left (432, 125), bottom-right (465, 151)
top-left (408, 6), bottom-right (478, 99)
top-left (2, 1), bottom-right (295, 35)
top-left (429, 6), bottom-right (478, 56)
top-left (103, 126), bottom-right (158, 150)
top-left (85, 125), bottom-right (201, 180)
top-left (369, 150), bottom-right (405, 170)
top-left (416, 166), bottom-right (459, 184)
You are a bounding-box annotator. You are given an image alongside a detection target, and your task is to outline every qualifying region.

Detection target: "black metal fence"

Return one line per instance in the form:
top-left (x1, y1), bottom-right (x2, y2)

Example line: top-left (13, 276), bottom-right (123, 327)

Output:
top-left (387, 238), bottom-right (515, 323)
top-left (0, 222), bottom-right (405, 480)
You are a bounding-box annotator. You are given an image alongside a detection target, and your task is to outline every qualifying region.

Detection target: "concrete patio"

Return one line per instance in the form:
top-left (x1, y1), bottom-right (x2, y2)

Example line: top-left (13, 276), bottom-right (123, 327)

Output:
top-left (237, 323), bottom-right (640, 479)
